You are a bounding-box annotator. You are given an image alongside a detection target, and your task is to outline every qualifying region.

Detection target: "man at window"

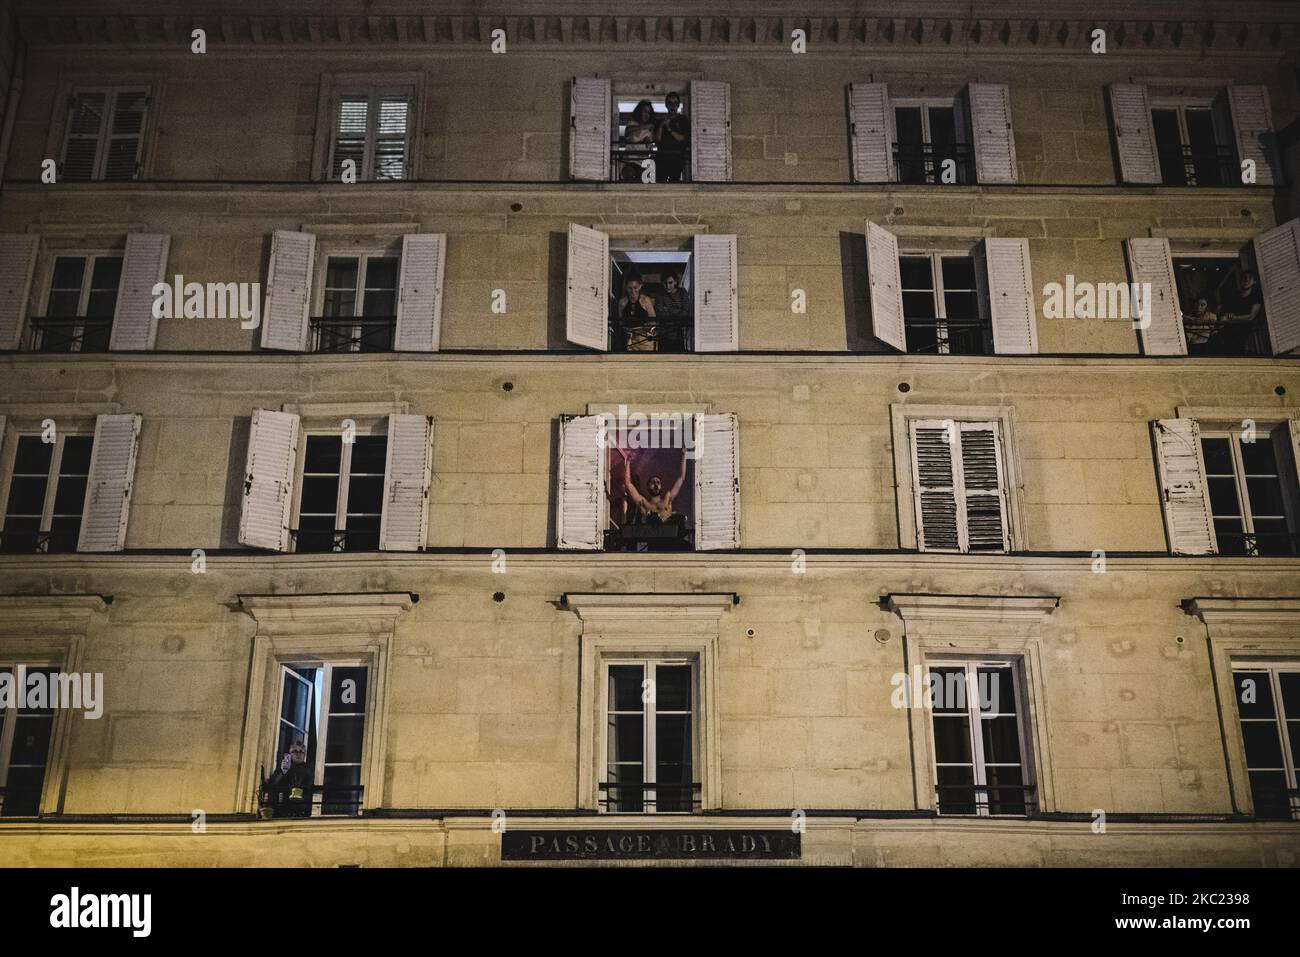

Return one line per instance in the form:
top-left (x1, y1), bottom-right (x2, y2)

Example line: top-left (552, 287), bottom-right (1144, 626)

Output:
top-left (656, 92), bottom-right (690, 183)
top-left (262, 740), bottom-right (313, 819)
top-left (616, 446), bottom-right (687, 525)
top-left (654, 271), bottom-right (691, 352)
top-left (1212, 269), bottom-right (1264, 353)
top-left (614, 275), bottom-right (657, 351)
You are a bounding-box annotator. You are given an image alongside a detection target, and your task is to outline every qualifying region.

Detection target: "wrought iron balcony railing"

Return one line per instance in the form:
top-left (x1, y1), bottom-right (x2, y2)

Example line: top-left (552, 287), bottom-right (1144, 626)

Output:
top-left (0, 529), bottom-right (79, 554)
top-left (893, 143), bottom-right (975, 185)
top-left (1182, 317), bottom-right (1271, 357)
top-left (1157, 143), bottom-right (1237, 187)
top-left (1249, 785), bottom-right (1300, 821)
top-left (609, 142), bottom-right (691, 183)
top-left (609, 311), bottom-right (692, 353)
top-left (23, 316), bottom-right (113, 353)
top-left (935, 782), bottom-right (1039, 817)
top-left (1213, 531), bottom-right (1300, 558)
top-left (604, 516), bottom-right (694, 553)
top-left (261, 783), bottom-right (364, 818)
top-left (599, 781), bottom-right (702, 813)
top-left (289, 528), bottom-right (381, 553)
top-left (904, 317), bottom-right (993, 355)
top-left (309, 315), bottom-right (396, 353)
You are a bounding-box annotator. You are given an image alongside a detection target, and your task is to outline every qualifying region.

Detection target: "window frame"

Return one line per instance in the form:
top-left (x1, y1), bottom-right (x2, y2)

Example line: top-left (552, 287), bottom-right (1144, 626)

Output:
top-left (289, 421), bottom-right (389, 554)
top-left (313, 249), bottom-right (402, 352)
top-left (890, 96), bottom-right (970, 184)
top-left (608, 79), bottom-right (694, 183)
top-left (897, 248), bottom-right (989, 355)
top-left (58, 85), bottom-right (151, 182)
top-left (325, 84), bottom-right (416, 182)
top-left (1229, 661), bottom-right (1300, 820)
top-left (1148, 96), bottom-right (1234, 187)
top-left (1199, 424), bottom-right (1297, 556)
top-left (0, 430), bottom-right (94, 553)
top-left (34, 251), bottom-right (122, 352)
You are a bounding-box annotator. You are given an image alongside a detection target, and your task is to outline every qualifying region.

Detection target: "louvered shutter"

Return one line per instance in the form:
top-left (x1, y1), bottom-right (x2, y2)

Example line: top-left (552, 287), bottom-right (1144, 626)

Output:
top-left (77, 413), bottom-right (142, 552)
top-left (690, 80), bottom-right (732, 182)
top-left (958, 423), bottom-right (1009, 552)
top-left (379, 414), bottom-right (433, 552)
top-left (103, 90), bottom-right (147, 181)
top-left (569, 77), bottom-right (611, 181)
top-left (1227, 86), bottom-right (1278, 187)
top-left (1107, 84), bottom-right (1160, 184)
top-left (109, 232), bottom-right (170, 351)
top-left (983, 237), bottom-right (1037, 354)
top-left (0, 234), bottom-right (38, 349)
top-left (1124, 237), bottom-right (1187, 356)
top-left (239, 409), bottom-right (300, 552)
top-left (1254, 218), bottom-right (1300, 355)
top-left (61, 91), bottom-right (106, 180)
top-left (394, 233), bottom-right (445, 352)
top-left (565, 223), bottom-right (609, 351)
top-left (374, 96), bottom-right (411, 180)
top-left (849, 83), bottom-right (893, 183)
top-left (910, 421), bottom-right (960, 552)
top-left (556, 414), bottom-right (607, 550)
top-left (694, 412), bottom-right (740, 550)
top-left (1152, 418), bottom-right (1215, 555)
top-left (967, 83), bottom-right (1017, 184)
top-left (331, 95), bottom-right (369, 179)
top-left (261, 230), bottom-right (316, 352)
top-left (865, 220), bottom-right (905, 351)
top-left (693, 234), bottom-right (738, 352)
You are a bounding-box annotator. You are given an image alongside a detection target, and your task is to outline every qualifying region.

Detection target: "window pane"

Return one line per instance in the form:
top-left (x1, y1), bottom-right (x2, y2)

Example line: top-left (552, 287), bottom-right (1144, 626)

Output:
top-left (12, 436), bottom-right (53, 475)
top-left (981, 715), bottom-right (1023, 764)
top-left (927, 107), bottom-right (957, 148)
top-left (10, 715), bottom-right (54, 764)
top-left (1241, 720), bottom-right (1284, 768)
top-left (942, 291), bottom-right (979, 321)
top-left (1207, 477), bottom-right (1240, 517)
top-left (985, 764), bottom-right (1027, 815)
top-left (899, 256), bottom-right (934, 290)
top-left (5, 477), bottom-right (47, 516)
top-left (655, 713), bottom-right (692, 782)
top-left (349, 436), bottom-right (387, 475)
top-left (894, 107), bottom-right (923, 147)
top-left (330, 666), bottom-right (368, 714)
top-left (345, 475), bottom-right (384, 514)
top-left (655, 665), bottom-right (691, 712)
top-left (321, 764), bottom-right (363, 814)
top-left (1245, 477), bottom-right (1285, 518)
top-left (59, 436), bottom-right (94, 474)
top-left (609, 713), bottom-right (644, 765)
top-left (978, 668), bottom-right (1015, 714)
top-left (1278, 673), bottom-right (1300, 719)
top-left (935, 764), bottom-right (975, 814)
top-left (299, 476), bottom-right (339, 514)
top-left (1234, 672), bottom-right (1275, 719)
top-left (1239, 436), bottom-right (1278, 474)
top-left (932, 715), bottom-right (972, 763)
top-left (608, 664), bottom-right (644, 712)
top-left (1248, 770), bottom-right (1292, 819)
top-left (324, 714), bottom-right (365, 764)
top-left (903, 291), bottom-right (936, 320)
top-left (929, 667), bottom-right (967, 713)
top-left (0, 765), bottom-right (47, 816)
top-left (51, 476), bottom-right (87, 515)
top-left (1200, 437), bottom-right (1233, 474)
top-left (304, 435), bottom-right (342, 473)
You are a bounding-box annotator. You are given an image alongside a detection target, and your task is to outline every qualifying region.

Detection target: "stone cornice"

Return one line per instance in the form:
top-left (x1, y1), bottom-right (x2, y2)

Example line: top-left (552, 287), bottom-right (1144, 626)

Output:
top-left (563, 592), bottom-right (737, 620)
top-left (0, 594), bottom-right (109, 627)
top-left (1185, 596), bottom-right (1300, 627)
top-left (15, 14), bottom-right (1297, 56)
top-left (885, 592), bottom-right (1060, 622)
top-left (238, 592), bottom-right (415, 629)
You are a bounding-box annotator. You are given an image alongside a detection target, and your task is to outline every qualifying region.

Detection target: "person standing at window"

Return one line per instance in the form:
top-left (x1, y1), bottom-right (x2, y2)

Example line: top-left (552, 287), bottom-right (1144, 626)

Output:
top-left (619, 100), bottom-right (658, 182)
top-left (654, 271), bottom-right (692, 351)
top-left (615, 275), bottom-right (657, 351)
top-left (1213, 270), bottom-right (1265, 353)
top-left (262, 740), bottom-right (313, 819)
top-left (656, 91), bottom-right (690, 182)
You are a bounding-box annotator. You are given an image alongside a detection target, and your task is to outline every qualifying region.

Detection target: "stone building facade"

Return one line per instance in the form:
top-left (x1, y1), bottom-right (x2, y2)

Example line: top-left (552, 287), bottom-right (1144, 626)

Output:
top-left (0, 0), bottom-right (1299, 866)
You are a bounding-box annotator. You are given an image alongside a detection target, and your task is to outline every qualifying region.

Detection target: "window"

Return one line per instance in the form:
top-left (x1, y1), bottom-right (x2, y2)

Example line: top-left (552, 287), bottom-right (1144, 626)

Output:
top-left (900, 253), bottom-right (989, 354)
top-left (908, 419), bottom-right (1010, 553)
top-left (602, 658), bottom-right (699, 813)
top-left (329, 91), bottom-right (411, 181)
top-left (929, 662), bottom-right (1034, 816)
top-left (609, 249), bottom-right (693, 353)
top-left (1, 434), bottom-right (93, 554)
top-left (263, 662), bottom-right (368, 817)
top-left (1200, 426), bottom-right (1298, 556)
top-left (294, 433), bottom-right (387, 553)
top-left (0, 666), bottom-right (57, 817)
top-left (893, 100), bottom-right (972, 184)
top-left (1150, 100), bottom-right (1234, 187)
top-left (312, 255), bottom-right (400, 352)
top-left (28, 255), bottom-right (122, 352)
top-left (611, 91), bottom-right (692, 183)
top-left (60, 87), bottom-right (148, 181)
top-left (1232, 666), bottom-right (1300, 820)
top-left (1172, 257), bottom-right (1269, 357)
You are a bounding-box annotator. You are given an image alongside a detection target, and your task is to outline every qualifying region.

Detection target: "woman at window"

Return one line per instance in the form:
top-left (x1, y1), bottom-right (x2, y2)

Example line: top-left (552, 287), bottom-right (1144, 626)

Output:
top-left (619, 100), bottom-right (657, 182)
top-left (615, 275), bottom-right (657, 351)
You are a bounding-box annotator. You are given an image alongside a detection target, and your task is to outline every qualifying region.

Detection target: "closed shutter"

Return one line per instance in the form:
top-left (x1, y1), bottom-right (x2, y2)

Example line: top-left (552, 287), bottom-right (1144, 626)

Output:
top-left (910, 421), bottom-right (960, 552)
top-left (958, 423), bottom-right (1009, 551)
top-left (693, 234), bottom-right (738, 351)
top-left (102, 89), bottom-right (148, 181)
top-left (1152, 418), bottom-right (1215, 555)
top-left (379, 414), bottom-right (433, 552)
top-left (556, 414), bottom-right (607, 550)
top-left (694, 412), bottom-right (740, 550)
top-left (393, 233), bottom-right (445, 352)
top-left (331, 95), bottom-right (369, 179)
top-left (1124, 237), bottom-right (1187, 356)
top-left (865, 220), bottom-right (905, 351)
top-left (109, 232), bottom-right (170, 351)
top-left (569, 77), bottom-right (611, 181)
top-left (61, 91), bottom-right (106, 180)
top-left (374, 96), bottom-right (411, 180)
top-left (1107, 84), bottom-right (1160, 184)
top-left (982, 238), bottom-right (1037, 354)
top-left (261, 230), bottom-right (316, 352)
top-left (849, 82), bottom-right (893, 183)
top-left (910, 419), bottom-right (1009, 553)
top-left (77, 413), bottom-right (142, 552)
top-left (690, 80), bottom-right (732, 182)
top-left (1254, 218), bottom-right (1300, 355)
top-left (967, 83), bottom-right (1017, 184)
top-left (0, 234), bottom-right (38, 349)
top-left (239, 409), bottom-right (300, 552)
top-left (565, 223), bottom-right (609, 351)
top-left (1227, 85), bottom-right (1278, 187)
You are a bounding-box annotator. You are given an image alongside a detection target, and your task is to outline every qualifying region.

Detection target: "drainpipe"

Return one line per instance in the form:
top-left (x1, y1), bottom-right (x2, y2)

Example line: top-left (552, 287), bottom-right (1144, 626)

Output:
top-left (0, 36), bottom-right (27, 197)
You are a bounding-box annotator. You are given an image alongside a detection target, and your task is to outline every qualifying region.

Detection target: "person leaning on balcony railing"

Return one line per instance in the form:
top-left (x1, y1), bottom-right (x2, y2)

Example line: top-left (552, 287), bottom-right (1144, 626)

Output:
top-left (1210, 270), bottom-right (1264, 354)
top-left (1181, 295), bottom-right (1219, 348)
top-left (655, 91), bottom-right (690, 183)
top-left (615, 274), bottom-right (658, 351)
top-left (261, 740), bottom-right (313, 819)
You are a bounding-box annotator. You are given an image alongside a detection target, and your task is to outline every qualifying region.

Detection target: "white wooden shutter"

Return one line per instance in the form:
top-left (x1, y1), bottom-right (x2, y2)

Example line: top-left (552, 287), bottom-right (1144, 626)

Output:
top-left (695, 412), bottom-right (740, 551)
top-left (690, 80), bottom-right (732, 182)
top-left (1254, 218), bottom-right (1300, 356)
top-left (910, 420), bottom-right (1008, 553)
top-left (865, 220), bottom-right (905, 351)
top-left (1152, 419), bottom-right (1215, 555)
top-left (556, 414), bottom-right (607, 550)
top-left (261, 230), bottom-right (316, 352)
top-left (61, 91), bottom-right (106, 180)
top-left (394, 233), bottom-right (445, 352)
top-left (569, 76), bottom-right (611, 181)
top-left (102, 89), bottom-right (148, 180)
top-left (379, 414), bottom-right (433, 552)
top-left (77, 413), bottom-right (142, 552)
top-left (239, 409), bottom-right (300, 552)
top-left (849, 82), bottom-right (893, 183)
top-left (957, 423), bottom-right (1009, 552)
top-left (1107, 84), bottom-right (1160, 184)
top-left (982, 238), bottom-right (1037, 354)
top-left (1227, 85), bottom-right (1278, 187)
top-left (109, 232), bottom-right (170, 351)
top-left (910, 421), bottom-right (960, 552)
top-left (967, 83), bottom-right (1017, 184)
top-left (693, 234), bottom-right (738, 352)
top-left (1124, 237), bottom-right (1187, 356)
top-left (0, 234), bottom-right (38, 349)
top-left (565, 223), bottom-right (609, 351)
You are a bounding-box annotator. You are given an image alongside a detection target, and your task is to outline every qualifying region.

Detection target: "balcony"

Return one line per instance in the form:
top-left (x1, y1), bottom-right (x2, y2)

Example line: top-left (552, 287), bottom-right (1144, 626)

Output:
top-left (260, 783), bottom-right (364, 819)
top-left (0, 528), bottom-right (79, 554)
top-left (1214, 530), bottom-right (1300, 558)
top-left (904, 317), bottom-right (992, 355)
top-left (22, 316), bottom-right (113, 353)
top-left (893, 143), bottom-right (975, 185)
top-left (599, 781), bottom-right (702, 813)
top-left (290, 528), bottom-right (381, 553)
top-left (309, 315), bottom-right (396, 353)
top-left (1183, 317), bottom-right (1271, 357)
top-left (609, 311), bottom-right (692, 353)
top-left (1157, 143), bottom-right (1236, 187)
top-left (609, 142), bottom-right (691, 183)
top-left (605, 516), bottom-right (694, 552)
top-left (936, 782), bottom-right (1038, 817)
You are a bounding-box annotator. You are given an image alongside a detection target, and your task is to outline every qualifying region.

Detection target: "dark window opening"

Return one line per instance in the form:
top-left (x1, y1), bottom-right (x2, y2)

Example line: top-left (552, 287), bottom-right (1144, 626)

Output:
top-left (1174, 258), bottom-right (1269, 356)
top-left (901, 254), bottom-right (990, 354)
top-left (27, 256), bottom-right (121, 353)
top-left (1201, 429), bottom-right (1299, 557)
top-left (0, 666), bottom-right (57, 817)
top-left (1232, 669), bottom-right (1300, 820)
top-left (611, 94), bottom-right (691, 183)
top-left (609, 251), bottom-right (693, 354)
top-left (1, 435), bottom-right (92, 554)
top-left (293, 434), bottom-right (387, 553)
top-left (311, 255), bottom-right (399, 352)
top-left (1152, 105), bottom-right (1235, 187)
top-left (605, 423), bottom-right (695, 552)
top-left (893, 104), bottom-right (973, 185)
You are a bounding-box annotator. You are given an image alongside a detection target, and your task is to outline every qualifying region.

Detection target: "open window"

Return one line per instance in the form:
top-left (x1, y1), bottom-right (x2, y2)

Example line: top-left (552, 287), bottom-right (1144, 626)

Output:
top-left (601, 657), bottom-right (699, 813)
top-left (892, 98), bottom-right (973, 185)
